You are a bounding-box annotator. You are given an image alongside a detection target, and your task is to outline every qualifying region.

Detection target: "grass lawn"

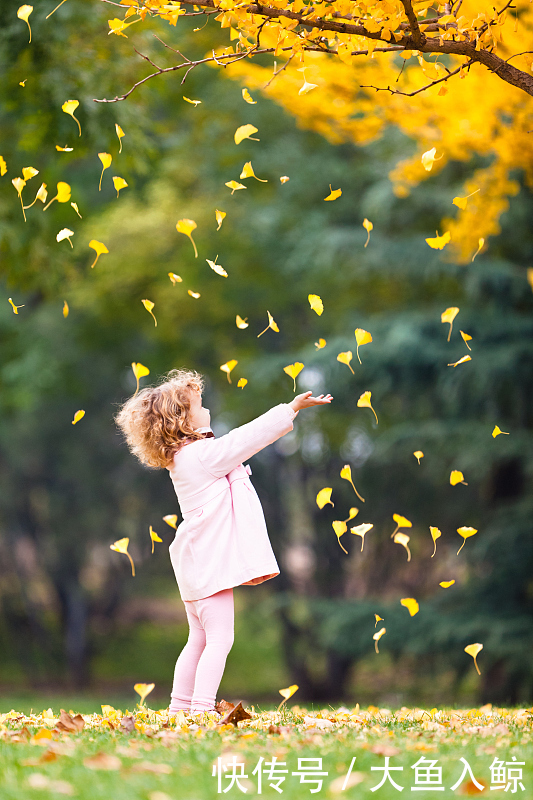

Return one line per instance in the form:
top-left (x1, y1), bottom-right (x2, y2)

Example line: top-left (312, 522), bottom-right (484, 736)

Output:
top-left (1, 700), bottom-right (532, 799)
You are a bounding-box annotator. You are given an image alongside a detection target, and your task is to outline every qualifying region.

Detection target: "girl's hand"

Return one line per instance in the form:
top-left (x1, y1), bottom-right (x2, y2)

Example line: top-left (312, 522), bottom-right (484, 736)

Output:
top-left (289, 391), bottom-right (333, 413)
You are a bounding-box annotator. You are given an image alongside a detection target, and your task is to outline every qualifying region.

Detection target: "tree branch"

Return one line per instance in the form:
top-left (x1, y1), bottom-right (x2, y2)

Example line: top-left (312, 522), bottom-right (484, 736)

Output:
top-left (399, 0), bottom-right (424, 45)
top-left (360, 57), bottom-right (473, 96)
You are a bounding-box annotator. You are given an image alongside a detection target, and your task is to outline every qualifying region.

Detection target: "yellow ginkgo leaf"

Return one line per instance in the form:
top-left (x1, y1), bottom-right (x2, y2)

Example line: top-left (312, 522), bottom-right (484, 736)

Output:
top-left (308, 294), bottom-right (323, 316)
top-left (357, 390), bottom-right (378, 424)
top-left (225, 180), bottom-right (247, 194)
top-left (452, 189), bottom-right (479, 210)
top-left (42, 181), bottom-right (71, 211)
top-left (149, 525), bottom-right (163, 554)
top-left (426, 230), bottom-right (451, 250)
top-left (391, 513), bottom-right (412, 539)
top-left (283, 362), bottom-right (304, 392)
top-left (299, 78), bottom-right (318, 95)
top-left (107, 17), bottom-right (140, 36)
top-left (17, 5), bottom-right (33, 43)
top-left (280, 176), bottom-right (290, 184)
top-left (362, 218), bottom-right (373, 247)
top-left (277, 684), bottom-right (298, 711)
top-left (460, 330), bottom-right (472, 350)
top-left (19, 80), bottom-right (27, 87)
top-left (206, 255), bottom-right (228, 277)
top-left (429, 526), bottom-right (441, 558)
top-left (98, 153), bottom-right (112, 191)
top-left (350, 522), bottom-right (373, 552)
top-left (393, 532), bottom-right (411, 561)
top-left (324, 184), bottom-right (342, 201)
top-left (333, 520), bottom-right (348, 554)
top-left (471, 237), bottom-right (485, 262)
top-left (56, 228), bottom-right (74, 247)
top-left (63, 300), bottom-right (69, 318)
top-left (315, 338), bottom-right (326, 350)
top-left (0, 156), bottom-right (7, 176)
top-left (188, 290), bottom-right (201, 298)
top-left (215, 209), bottom-right (226, 230)
top-left (450, 470), bottom-right (468, 486)
top-left (413, 450), bottom-right (424, 464)
top-left (441, 307), bottom-right (459, 342)
top-left (168, 273), bottom-right (182, 285)
top-left (373, 627), bottom-right (386, 654)
top-left (526, 267), bottom-right (533, 293)
top-left (354, 328), bottom-right (372, 364)
top-left (220, 359), bottom-right (238, 384)
top-left (374, 614), bottom-right (384, 627)
top-left (242, 88), bottom-right (256, 104)
top-left (316, 487), bottom-right (334, 509)
top-left (236, 315), bottom-right (248, 329)
top-left (421, 147), bottom-right (442, 171)
top-left (115, 123), bottom-right (125, 152)
top-left (237, 377), bottom-right (247, 389)
top-left (134, 683), bottom-right (155, 705)
top-left (457, 526), bottom-right (477, 555)
top-left (234, 124), bottom-right (259, 144)
top-left (448, 355), bottom-right (471, 368)
top-left (70, 202), bottom-right (82, 218)
top-left (12, 177), bottom-right (27, 221)
top-left (257, 310), bottom-right (279, 337)
top-left (439, 580), bottom-right (455, 588)
top-left (8, 298), bottom-right (24, 314)
top-left (56, 145), bottom-right (73, 151)
top-left (492, 425), bottom-right (509, 438)
top-left (337, 351), bottom-right (354, 375)
top-left (112, 176), bottom-right (128, 197)
top-left (132, 362), bottom-right (149, 395)
top-left (72, 409), bottom-right (85, 425)
top-left (88, 240), bottom-right (109, 269)
top-left (142, 299), bottom-right (157, 327)
top-left (110, 537), bottom-right (135, 576)
top-left (22, 166), bottom-right (38, 181)
top-left (176, 218), bottom-right (198, 258)
top-left (62, 100), bottom-right (81, 136)
top-left (183, 97), bottom-right (201, 106)
top-left (240, 161), bottom-right (267, 182)
top-left (163, 515), bottom-right (178, 529)
top-left (400, 597), bottom-right (419, 616)
top-left (340, 464), bottom-right (365, 503)
top-left (343, 507), bottom-right (359, 523)
top-left (464, 643), bottom-right (483, 675)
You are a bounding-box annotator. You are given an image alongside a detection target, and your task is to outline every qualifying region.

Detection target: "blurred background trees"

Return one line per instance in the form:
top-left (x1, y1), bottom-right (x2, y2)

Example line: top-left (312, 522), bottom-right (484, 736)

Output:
top-left (0, 0), bottom-right (532, 707)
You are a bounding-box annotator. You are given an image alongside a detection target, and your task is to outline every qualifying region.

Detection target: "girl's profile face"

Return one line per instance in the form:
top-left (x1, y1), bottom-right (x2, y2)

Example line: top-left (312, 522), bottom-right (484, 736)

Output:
top-left (189, 386), bottom-right (211, 430)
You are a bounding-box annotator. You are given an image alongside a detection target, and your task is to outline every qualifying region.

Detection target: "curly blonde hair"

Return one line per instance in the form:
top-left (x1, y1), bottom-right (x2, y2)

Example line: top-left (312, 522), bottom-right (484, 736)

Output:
top-left (113, 368), bottom-right (210, 470)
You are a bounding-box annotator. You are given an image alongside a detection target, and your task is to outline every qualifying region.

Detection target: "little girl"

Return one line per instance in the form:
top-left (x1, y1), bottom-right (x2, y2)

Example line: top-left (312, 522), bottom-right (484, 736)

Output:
top-left (114, 368), bottom-right (332, 716)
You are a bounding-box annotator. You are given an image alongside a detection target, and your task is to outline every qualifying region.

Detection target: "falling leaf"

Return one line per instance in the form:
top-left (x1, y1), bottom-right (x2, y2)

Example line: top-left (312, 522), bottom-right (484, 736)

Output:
top-left (132, 362), bottom-right (149, 395)
top-left (450, 470), bottom-right (468, 486)
top-left (391, 513), bottom-right (412, 538)
top-left (316, 487), bottom-right (334, 509)
top-left (8, 298), bottom-right (24, 314)
top-left (324, 184), bottom-right (342, 201)
top-left (350, 522), bottom-right (373, 552)
top-left (0, 156), bottom-right (6, 175)
top-left (19, 79), bottom-right (27, 87)
top-left (17, 5), bottom-right (33, 43)
top-left (23, 182), bottom-right (47, 210)
top-left (308, 294), bottom-right (323, 316)
top-left (278, 684), bottom-right (298, 703)
top-left (176, 218), bottom-right (198, 258)
top-left (280, 176), bottom-right (290, 184)
top-left (448, 355), bottom-right (471, 368)
top-left (439, 580), bottom-right (455, 588)
top-left (237, 378), bottom-right (247, 388)
top-left (56, 144), bottom-right (73, 152)
top-left (242, 88), bottom-right (256, 104)
top-left (220, 359), bottom-right (238, 384)
top-left (98, 153), bottom-right (112, 191)
top-left (22, 166), bottom-right (38, 181)
top-left (149, 526), bottom-right (162, 554)
top-left (63, 301), bottom-right (69, 317)
top-left (315, 338), bottom-right (326, 350)
top-left (457, 526), bottom-right (477, 555)
top-left (110, 537), bottom-right (135, 576)
top-left (88, 240), bottom-right (109, 269)
top-left (163, 515), bottom-right (177, 528)
top-left (134, 683), bottom-right (155, 705)
top-left (460, 330), bottom-right (472, 350)
top-left (70, 202), bottom-right (82, 218)
top-left (526, 267), bottom-right (533, 293)
top-left (215, 209), bottom-right (226, 230)
top-left (45, 0), bottom-right (69, 18)
top-left (225, 180), bottom-right (247, 194)
top-left (429, 526), bottom-right (441, 558)
top-left (107, 17), bottom-right (140, 36)
top-left (56, 228), bottom-right (74, 247)
top-left (357, 390), bottom-right (378, 424)
top-left (206, 255), bottom-right (228, 277)
top-left (343, 507), bottom-right (359, 523)
top-left (12, 177), bottom-right (27, 221)
top-left (142, 299), bottom-right (157, 327)
top-left (421, 147), bottom-right (441, 171)
top-left (234, 124), bottom-right (259, 144)
top-left (168, 273), bottom-right (182, 285)
top-left (452, 188), bottom-right (479, 210)
top-left (492, 425), bottom-right (509, 438)
top-left (413, 450), bottom-right (424, 464)
top-left (112, 176), bottom-right (128, 197)
top-left (400, 597), bottom-right (419, 616)
top-left (283, 362), bottom-right (304, 392)
top-left (471, 237), bottom-right (485, 262)
top-left (337, 351), bottom-right (354, 375)
top-left (183, 96), bottom-right (201, 105)
top-left (441, 307), bottom-right (459, 341)
top-left (426, 230), bottom-right (451, 250)
top-left (340, 464), bottom-right (365, 503)
top-left (62, 100), bottom-right (81, 136)
top-left (188, 290), bottom-right (200, 298)
top-left (115, 123), bottom-right (125, 152)
top-left (257, 310), bottom-right (279, 337)
top-left (72, 410), bottom-right (85, 425)
top-left (373, 627), bottom-right (386, 653)
top-left (464, 643), bottom-right (483, 675)
top-left (393, 532), bottom-right (411, 561)
top-left (240, 161), bottom-right (267, 182)
top-left (333, 520), bottom-right (348, 554)
top-left (42, 181), bottom-right (71, 211)
top-left (236, 315), bottom-right (248, 328)
top-left (354, 329), bottom-right (372, 364)
top-left (362, 218), bottom-right (373, 247)
top-left (374, 614), bottom-right (384, 627)
top-left (299, 77), bottom-right (318, 94)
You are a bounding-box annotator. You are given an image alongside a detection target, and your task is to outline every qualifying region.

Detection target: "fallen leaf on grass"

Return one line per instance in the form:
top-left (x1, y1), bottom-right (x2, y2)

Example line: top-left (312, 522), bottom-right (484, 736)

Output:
top-left (26, 773), bottom-right (75, 795)
top-left (217, 700), bottom-right (252, 727)
top-left (129, 761), bottom-right (173, 774)
top-left (83, 752), bottom-right (122, 770)
top-left (55, 709), bottom-right (85, 733)
top-left (369, 743), bottom-right (401, 756)
top-left (119, 715), bottom-right (136, 733)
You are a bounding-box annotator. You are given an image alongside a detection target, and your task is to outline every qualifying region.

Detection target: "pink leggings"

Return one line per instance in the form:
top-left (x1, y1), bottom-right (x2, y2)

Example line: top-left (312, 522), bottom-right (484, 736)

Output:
top-left (169, 587), bottom-right (234, 713)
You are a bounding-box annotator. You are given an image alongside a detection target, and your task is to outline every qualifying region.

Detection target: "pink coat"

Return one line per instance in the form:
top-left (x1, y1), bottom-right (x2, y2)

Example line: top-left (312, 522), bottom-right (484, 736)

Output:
top-left (166, 402), bottom-right (298, 601)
